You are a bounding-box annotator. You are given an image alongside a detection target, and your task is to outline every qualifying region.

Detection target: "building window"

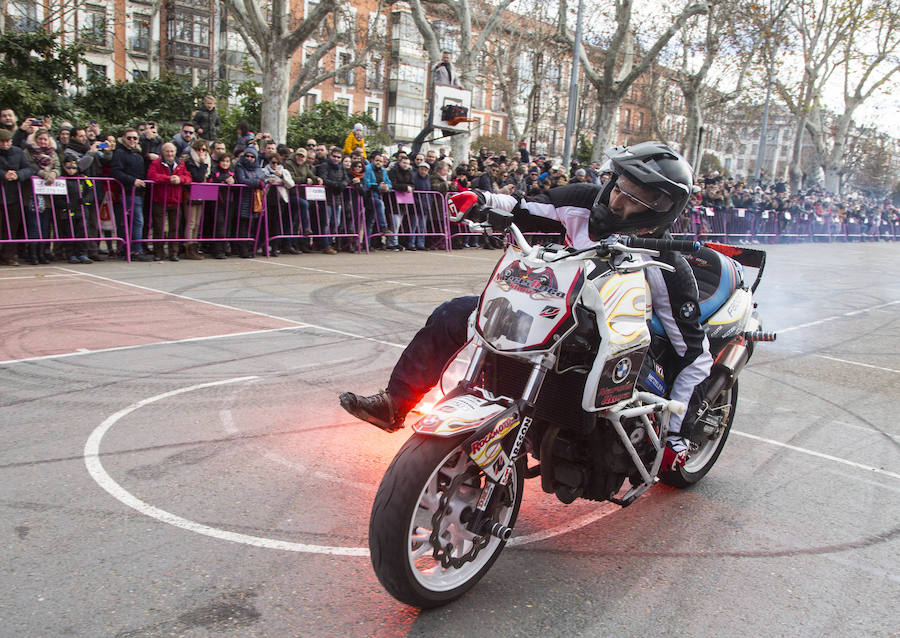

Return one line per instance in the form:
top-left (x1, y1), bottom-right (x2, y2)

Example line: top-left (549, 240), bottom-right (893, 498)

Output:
top-left (472, 85), bottom-right (485, 110)
top-left (132, 69), bottom-right (149, 80)
top-left (335, 97), bottom-right (351, 114)
top-left (490, 118), bottom-right (503, 136)
top-left (132, 17), bottom-right (150, 52)
top-left (335, 51), bottom-right (354, 86)
top-left (9, 1), bottom-right (40, 32)
top-left (84, 10), bottom-right (111, 49)
top-left (366, 101), bottom-right (381, 122)
top-left (490, 88), bottom-right (503, 112)
top-left (366, 55), bottom-right (384, 91)
top-left (86, 63), bottom-right (107, 84)
top-left (304, 93), bottom-right (319, 111)
top-left (168, 12), bottom-right (210, 59)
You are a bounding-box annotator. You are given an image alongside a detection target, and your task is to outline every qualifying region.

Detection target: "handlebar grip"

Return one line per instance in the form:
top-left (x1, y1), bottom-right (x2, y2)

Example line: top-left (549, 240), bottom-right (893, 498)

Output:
top-left (624, 236), bottom-right (702, 253)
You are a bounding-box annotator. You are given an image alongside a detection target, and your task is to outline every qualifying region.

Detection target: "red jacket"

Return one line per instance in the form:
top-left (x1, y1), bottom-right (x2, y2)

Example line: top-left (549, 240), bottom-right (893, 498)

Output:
top-left (147, 157), bottom-right (192, 205)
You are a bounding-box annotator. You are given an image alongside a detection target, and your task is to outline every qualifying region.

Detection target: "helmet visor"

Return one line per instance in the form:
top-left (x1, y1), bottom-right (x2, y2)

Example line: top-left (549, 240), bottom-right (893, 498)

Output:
top-left (611, 176), bottom-right (673, 213)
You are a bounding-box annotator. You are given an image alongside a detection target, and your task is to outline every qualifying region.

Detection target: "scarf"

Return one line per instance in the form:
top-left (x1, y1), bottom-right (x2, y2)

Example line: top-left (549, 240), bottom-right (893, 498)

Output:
top-left (28, 143), bottom-right (55, 170)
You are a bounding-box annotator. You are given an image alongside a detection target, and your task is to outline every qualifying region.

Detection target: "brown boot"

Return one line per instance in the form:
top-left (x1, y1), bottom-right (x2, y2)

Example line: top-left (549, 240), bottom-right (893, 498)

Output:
top-left (185, 244), bottom-right (204, 260)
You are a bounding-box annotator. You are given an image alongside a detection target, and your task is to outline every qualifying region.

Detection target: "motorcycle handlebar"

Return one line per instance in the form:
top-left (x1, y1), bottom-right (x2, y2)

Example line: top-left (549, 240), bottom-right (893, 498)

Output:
top-left (621, 236), bottom-right (702, 254)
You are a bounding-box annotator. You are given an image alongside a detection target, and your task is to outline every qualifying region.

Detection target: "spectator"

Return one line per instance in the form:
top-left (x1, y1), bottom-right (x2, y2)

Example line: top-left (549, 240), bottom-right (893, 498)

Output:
top-left (432, 50), bottom-right (460, 87)
top-left (0, 127), bottom-right (35, 266)
top-left (181, 138), bottom-right (211, 259)
top-left (233, 121), bottom-right (254, 156)
top-left (56, 124), bottom-right (72, 162)
top-left (284, 148), bottom-right (316, 251)
top-left (86, 120), bottom-right (100, 144)
top-left (315, 146), bottom-right (350, 255)
top-left (171, 122), bottom-right (196, 156)
top-left (192, 95), bottom-right (220, 141)
top-left (210, 140), bottom-right (227, 162)
top-left (363, 152), bottom-right (393, 250)
top-left (314, 143), bottom-right (328, 165)
top-left (425, 149), bottom-right (438, 170)
top-left (343, 123), bottom-right (367, 158)
top-left (23, 128), bottom-right (59, 264)
top-left (209, 152), bottom-right (236, 259)
top-left (110, 127), bottom-right (152, 260)
top-left (53, 154), bottom-right (94, 264)
top-left (147, 142), bottom-right (192, 261)
top-left (233, 146), bottom-right (265, 258)
top-left (573, 168), bottom-right (588, 182)
top-left (518, 141), bottom-right (530, 165)
top-left (472, 161), bottom-right (496, 192)
top-left (262, 153), bottom-right (296, 255)
top-left (387, 154), bottom-right (414, 252)
top-left (0, 108), bottom-right (17, 135)
top-left (139, 121), bottom-right (162, 170)
top-left (410, 161), bottom-right (432, 250)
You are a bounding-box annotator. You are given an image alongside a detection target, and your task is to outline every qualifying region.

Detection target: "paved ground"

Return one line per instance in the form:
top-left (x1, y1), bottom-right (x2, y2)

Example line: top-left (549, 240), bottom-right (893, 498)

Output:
top-left (1, 242), bottom-right (898, 637)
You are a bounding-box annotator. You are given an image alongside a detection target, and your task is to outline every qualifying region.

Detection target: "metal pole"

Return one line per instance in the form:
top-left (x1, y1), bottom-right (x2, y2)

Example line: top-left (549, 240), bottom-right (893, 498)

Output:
top-left (562, 0), bottom-right (584, 175)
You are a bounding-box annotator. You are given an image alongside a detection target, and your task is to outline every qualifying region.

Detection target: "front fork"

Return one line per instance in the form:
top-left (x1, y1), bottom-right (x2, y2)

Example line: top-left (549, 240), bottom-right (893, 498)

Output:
top-left (461, 346), bottom-right (554, 540)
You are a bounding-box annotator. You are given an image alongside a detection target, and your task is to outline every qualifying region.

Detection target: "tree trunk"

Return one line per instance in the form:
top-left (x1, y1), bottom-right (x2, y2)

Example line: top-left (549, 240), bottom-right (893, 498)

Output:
top-left (682, 88), bottom-right (704, 169)
top-left (787, 115), bottom-right (805, 192)
top-left (590, 97), bottom-right (620, 161)
top-left (260, 49), bottom-right (291, 143)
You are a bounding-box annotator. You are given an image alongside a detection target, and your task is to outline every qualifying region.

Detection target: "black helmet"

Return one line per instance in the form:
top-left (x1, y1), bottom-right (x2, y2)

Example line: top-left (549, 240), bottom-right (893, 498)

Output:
top-left (589, 142), bottom-right (693, 238)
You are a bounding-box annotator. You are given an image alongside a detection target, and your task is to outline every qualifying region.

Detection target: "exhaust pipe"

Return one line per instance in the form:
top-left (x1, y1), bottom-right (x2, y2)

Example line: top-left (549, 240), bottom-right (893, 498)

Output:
top-left (704, 337), bottom-right (751, 402)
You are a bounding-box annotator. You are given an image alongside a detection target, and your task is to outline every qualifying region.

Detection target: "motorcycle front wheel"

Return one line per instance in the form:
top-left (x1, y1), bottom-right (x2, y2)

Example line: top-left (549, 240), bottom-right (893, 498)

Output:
top-left (659, 381), bottom-right (738, 488)
top-left (369, 433), bottom-right (523, 608)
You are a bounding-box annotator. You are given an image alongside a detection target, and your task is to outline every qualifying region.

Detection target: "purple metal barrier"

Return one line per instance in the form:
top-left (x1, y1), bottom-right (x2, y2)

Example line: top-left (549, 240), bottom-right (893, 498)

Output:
top-left (278, 184), bottom-right (365, 255)
top-left (0, 177), bottom-right (129, 263)
top-left (383, 189), bottom-right (451, 251)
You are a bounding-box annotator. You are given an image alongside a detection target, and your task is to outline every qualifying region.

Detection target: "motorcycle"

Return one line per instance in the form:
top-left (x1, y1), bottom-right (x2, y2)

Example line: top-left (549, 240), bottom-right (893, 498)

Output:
top-left (368, 211), bottom-right (776, 607)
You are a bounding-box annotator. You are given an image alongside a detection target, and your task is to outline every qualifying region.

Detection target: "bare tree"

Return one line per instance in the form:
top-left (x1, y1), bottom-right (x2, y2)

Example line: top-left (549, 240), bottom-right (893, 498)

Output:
top-left (557, 0), bottom-right (712, 161)
top-left (406, 0), bottom-right (517, 163)
top-left (225, 0), bottom-right (384, 143)
top-left (814, 0), bottom-right (900, 193)
top-left (775, 0), bottom-right (857, 192)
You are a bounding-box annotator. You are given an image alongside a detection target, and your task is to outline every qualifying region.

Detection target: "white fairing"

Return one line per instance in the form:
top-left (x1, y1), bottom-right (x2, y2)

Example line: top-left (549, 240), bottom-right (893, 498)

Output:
top-left (476, 247), bottom-right (585, 352)
top-left (591, 265), bottom-right (653, 356)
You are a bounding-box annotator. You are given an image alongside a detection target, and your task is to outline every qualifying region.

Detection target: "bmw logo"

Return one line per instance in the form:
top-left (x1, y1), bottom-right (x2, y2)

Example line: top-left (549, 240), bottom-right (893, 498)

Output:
top-left (613, 357), bottom-right (632, 383)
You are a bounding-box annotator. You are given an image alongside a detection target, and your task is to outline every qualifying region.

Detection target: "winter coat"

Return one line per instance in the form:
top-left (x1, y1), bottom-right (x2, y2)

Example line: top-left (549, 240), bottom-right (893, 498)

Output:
top-left (285, 158), bottom-right (318, 187)
top-left (182, 150), bottom-right (210, 185)
top-left (147, 158), bottom-right (192, 206)
top-left (342, 132), bottom-right (366, 158)
top-left (413, 171), bottom-right (432, 192)
top-left (363, 163), bottom-right (392, 191)
top-left (0, 144), bottom-right (36, 204)
top-left (110, 146), bottom-right (147, 190)
top-left (388, 165), bottom-right (414, 193)
top-left (262, 164), bottom-right (295, 204)
top-left (234, 155), bottom-right (266, 218)
top-left (316, 158), bottom-right (350, 195)
top-left (192, 107), bottom-right (220, 141)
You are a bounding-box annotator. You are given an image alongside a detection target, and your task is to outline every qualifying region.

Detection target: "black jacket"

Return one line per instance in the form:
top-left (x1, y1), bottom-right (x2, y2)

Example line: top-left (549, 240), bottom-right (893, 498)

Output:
top-left (388, 165), bottom-right (414, 193)
top-left (111, 146), bottom-right (147, 189)
top-left (0, 144), bottom-right (36, 203)
top-left (192, 107), bottom-right (220, 141)
top-left (316, 159), bottom-right (349, 195)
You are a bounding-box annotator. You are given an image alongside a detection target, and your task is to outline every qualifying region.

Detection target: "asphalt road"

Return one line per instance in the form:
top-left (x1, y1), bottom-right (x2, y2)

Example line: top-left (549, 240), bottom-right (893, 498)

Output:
top-left (1, 242), bottom-right (898, 637)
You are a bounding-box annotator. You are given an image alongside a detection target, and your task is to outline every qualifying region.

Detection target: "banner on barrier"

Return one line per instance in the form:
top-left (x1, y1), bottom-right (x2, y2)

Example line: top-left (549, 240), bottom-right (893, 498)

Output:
top-left (31, 177), bottom-right (67, 195)
top-left (306, 186), bottom-right (326, 201)
top-left (395, 191), bottom-right (415, 205)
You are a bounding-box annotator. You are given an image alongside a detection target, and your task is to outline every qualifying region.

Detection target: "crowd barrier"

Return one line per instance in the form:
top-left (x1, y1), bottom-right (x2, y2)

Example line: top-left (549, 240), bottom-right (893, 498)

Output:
top-left (1, 180), bottom-right (896, 261)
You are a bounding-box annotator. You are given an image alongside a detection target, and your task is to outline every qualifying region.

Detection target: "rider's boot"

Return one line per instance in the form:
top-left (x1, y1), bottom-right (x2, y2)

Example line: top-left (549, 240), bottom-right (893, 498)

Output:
top-left (661, 435), bottom-right (689, 472)
top-left (339, 390), bottom-right (407, 433)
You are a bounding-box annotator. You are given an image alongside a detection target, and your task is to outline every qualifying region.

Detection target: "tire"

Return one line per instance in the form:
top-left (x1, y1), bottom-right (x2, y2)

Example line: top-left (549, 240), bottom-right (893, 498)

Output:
top-left (659, 380), bottom-right (738, 488)
top-left (369, 432), bottom-right (524, 608)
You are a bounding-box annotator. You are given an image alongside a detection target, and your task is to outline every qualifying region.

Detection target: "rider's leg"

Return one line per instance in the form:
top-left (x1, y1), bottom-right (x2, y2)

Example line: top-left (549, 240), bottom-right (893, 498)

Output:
top-left (340, 295), bottom-right (477, 431)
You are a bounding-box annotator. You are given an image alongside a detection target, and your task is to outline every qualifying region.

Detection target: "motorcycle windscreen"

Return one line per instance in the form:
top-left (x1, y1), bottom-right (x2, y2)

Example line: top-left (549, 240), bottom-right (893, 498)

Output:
top-left (476, 247), bottom-right (585, 352)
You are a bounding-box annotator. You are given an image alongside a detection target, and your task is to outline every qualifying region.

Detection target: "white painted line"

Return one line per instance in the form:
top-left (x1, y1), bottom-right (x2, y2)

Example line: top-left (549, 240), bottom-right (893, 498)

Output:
top-left (56, 267), bottom-right (308, 326)
top-left (0, 325), bottom-right (308, 366)
top-left (84, 378), bottom-right (625, 556)
top-left (815, 355), bottom-right (899, 375)
top-left (0, 273), bottom-right (81, 280)
top-left (84, 376), bottom-right (367, 557)
top-left (254, 258), bottom-right (467, 295)
top-left (776, 300), bottom-right (900, 334)
top-left (731, 430), bottom-right (900, 480)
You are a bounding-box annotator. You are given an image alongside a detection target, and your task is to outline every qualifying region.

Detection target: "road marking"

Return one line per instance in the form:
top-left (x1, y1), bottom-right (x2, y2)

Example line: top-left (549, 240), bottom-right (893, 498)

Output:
top-left (84, 378), bottom-right (622, 556)
top-left (731, 430), bottom-right (900, 479)
top-left (253, 258), bottom-right (467, 295)
top-left (815, 355), bottom-right (899, 375)
top-left (776, 299), bottom-right (900, 334)
top-left (0, 326), bottom-right (308, 366)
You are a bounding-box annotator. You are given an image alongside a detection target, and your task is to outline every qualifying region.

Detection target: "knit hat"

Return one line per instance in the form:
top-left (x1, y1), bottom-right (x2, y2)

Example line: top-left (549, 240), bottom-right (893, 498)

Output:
top-left (242, 147), bottom-right (258, 159)
top-left (0, 129), bottom-right (12, 141)
top-left (353, 123), bottom-right (364, 132)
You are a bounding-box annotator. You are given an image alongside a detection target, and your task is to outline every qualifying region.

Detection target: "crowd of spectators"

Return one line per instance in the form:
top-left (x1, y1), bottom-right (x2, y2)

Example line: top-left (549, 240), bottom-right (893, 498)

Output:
top-left (0, 100), bottom-right (897, 267)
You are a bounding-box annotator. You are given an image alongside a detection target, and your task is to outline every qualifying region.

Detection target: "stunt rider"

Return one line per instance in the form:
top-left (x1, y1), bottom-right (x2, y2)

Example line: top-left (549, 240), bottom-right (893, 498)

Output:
top-left (340, 142), bottom-right (713, 470)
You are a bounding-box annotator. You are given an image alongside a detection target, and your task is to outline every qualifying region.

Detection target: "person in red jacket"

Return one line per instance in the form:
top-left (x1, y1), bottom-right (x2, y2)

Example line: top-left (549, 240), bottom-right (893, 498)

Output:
top-left (147, 142), bottom-right (192, 261)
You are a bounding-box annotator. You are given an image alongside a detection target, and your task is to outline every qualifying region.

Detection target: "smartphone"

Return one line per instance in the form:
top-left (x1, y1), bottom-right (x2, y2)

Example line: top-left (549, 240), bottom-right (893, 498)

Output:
top-left (30, 118), bottom-right (43, 126)
top-left (97, 142), bottom-right (108, 150)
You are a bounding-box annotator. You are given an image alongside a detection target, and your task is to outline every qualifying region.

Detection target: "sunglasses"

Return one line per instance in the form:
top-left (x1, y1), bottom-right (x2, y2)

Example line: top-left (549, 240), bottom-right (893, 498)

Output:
top-left (125, 136), bottom-right (138, 140)
top-left (183, 130), bottom-right (195, 135)
top-left (307, 144), bottom-right (316, 147)
top-left (244, 154), bottom-right (255, 159)
top-left (331, 155), bottom-right (342, 159)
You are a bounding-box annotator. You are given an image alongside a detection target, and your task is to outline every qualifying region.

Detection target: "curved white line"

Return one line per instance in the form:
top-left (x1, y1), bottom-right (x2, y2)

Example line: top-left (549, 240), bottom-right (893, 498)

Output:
top-left (83, 377), bottom-right (618, 556)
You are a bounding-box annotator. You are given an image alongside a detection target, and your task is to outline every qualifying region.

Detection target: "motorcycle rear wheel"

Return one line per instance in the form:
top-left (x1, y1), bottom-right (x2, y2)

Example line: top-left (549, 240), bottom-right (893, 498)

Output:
top-left (369, 432), bottom-right (523, 608)
top-left (659, 381), bottom-right (738, 488)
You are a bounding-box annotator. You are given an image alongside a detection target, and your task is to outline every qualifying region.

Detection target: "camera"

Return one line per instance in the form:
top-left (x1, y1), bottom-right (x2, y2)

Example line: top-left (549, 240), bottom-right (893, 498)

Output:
top-left (97, 142), bottom-right (108, 150)
top-left (30, 118), bottom-right (43, 126)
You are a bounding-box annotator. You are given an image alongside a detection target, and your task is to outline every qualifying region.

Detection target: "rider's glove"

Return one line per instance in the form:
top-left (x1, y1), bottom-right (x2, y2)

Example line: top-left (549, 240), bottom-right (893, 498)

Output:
top-left (447, 190), bottom-right (486, 221)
